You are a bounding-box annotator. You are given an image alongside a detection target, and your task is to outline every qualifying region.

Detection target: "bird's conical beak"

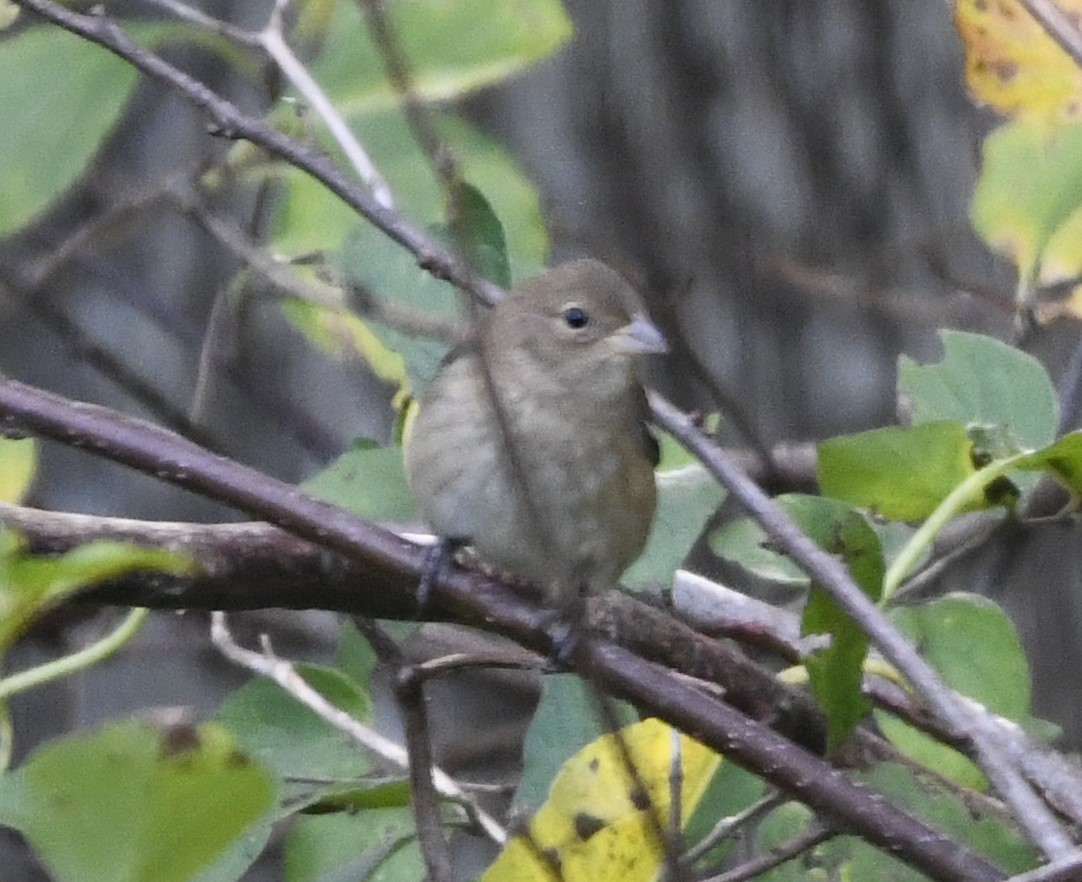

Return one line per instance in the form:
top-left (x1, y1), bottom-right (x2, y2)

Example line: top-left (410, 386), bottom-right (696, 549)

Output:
top-left (613, 314), bottom-right (668, 355)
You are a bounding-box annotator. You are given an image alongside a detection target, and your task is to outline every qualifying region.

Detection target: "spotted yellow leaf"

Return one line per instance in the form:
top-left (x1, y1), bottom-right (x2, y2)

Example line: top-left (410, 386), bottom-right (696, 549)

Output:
top-left (955, 0), bottom-right (1082, 125)
top-left (481, 718), bottom-right (721, 882)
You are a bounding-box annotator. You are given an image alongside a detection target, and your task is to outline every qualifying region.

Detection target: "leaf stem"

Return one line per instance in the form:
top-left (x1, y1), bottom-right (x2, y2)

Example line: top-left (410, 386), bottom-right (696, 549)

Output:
top-left (0, 607), bottom-right (149, 701)
top-left (883, 454), bottom-right (1024, 601)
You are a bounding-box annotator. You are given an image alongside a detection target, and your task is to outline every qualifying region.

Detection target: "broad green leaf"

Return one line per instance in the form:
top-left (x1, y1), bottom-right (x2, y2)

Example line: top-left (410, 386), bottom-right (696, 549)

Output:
top-left (880, 593), bottom-right (1031, 789)
top-left (891, 593), bottom-right (1030, 721)
top-left (301, 440), bottom-right (415, 521)
top-left (0, 437), bottom-right (36, 503)
top-left (215, 663), bottom-right (373, 780)
top-left (624, 434), bottom-right (726, 589)
top-left (787, 496), bottom-right (883, 751)
top-left (899, 330), bottom-right (1058, 452)
top-left (284, 807), bottom-right (422, 882)
top-left (0, 26), bottom-right (138, 235)
top-left (0, 538), bottom-right (195, 649)
top-left (513, 674), bottom-right (636, 812)
top-left (488, 719), bottom-right (720, 882)
top-left (971, 120), bottom-right (1082, 297)
top-left (818, 422), bottom-right (980, 520)
top-left (0, 721), bottom-right (274, 882)
top-left (190, 819), bottom-right (275, 882)
top-left (308, 0), bottom-right (571, 115)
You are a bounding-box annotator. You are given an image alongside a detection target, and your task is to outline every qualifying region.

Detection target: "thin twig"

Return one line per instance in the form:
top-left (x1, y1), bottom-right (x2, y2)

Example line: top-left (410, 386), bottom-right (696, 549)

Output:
top-left (395, 667), bottom-right (454, 882)
top-left (0, 607), bottom-right (149, 701)
top-left (11, 0), bottom-right (501, 304)
top-left (699, 821), bottom-right (835, 882)
top-left (141, 0), bottom-right (395, 206)
top-left (209, 612), bottom-right (507, 845)
top-left (259, 1), bottom-right (395, 207)
top-left (684, 792), bottom-right (786, 865)
top-left (0, 383), bottom-right (1015, 880)
top-left (648, 392), bottom-right (1074, 860)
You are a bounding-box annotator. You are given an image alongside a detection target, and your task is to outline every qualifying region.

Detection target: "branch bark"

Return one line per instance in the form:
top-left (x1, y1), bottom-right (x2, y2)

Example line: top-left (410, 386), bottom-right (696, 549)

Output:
top-left (0, 378), bottom-right (1011, 881)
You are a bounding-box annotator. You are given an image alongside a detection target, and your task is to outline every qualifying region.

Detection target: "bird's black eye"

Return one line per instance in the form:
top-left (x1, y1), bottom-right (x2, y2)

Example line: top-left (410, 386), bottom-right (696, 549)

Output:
top-left (562, 305), bottom-right (589, 329)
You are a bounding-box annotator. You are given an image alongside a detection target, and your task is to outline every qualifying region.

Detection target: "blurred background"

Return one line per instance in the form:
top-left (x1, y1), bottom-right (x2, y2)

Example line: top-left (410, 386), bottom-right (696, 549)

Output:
top-left (3, 0), bottom-right (1081, 877)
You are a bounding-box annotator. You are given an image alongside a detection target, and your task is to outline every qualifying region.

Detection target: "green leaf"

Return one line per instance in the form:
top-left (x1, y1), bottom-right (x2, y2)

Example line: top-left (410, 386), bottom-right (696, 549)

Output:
top-left (452, 180), bottom-right (512, 288)
top-left (899, 330), bottom-right (1058, 452)
top-left (624, 434), bottom-right (726, 589)
top-left (0, 721), bottom-right (274, 882)
top-left (512, 674), bottom-right (635, 813)
top-left (850, 764), bottom-right (1037, 874)
top-left (786, 497), bottom-right (883, 751)
top-left (708, 517), bottom-right (808, 586)
top-left (308, 0), bottom-right (571, 115)
top-left (0, 437), bottom-right (36, 503)
top-left (891, 593), bottom-right (1030, 721)
top-left (818, 422), bottom-right (981, 520)
top-left (215, 664), bottom-right (373, 780)
top-left (751, 762), bottom-right (1038, 879)
top-left (284, 808), bottom-right (422, 882)
top-left (335, 619), bottom-right (378, 690)
top-left (879, 593), bottom-right (1031, 789)
top-left (301, 440), bottom-right (415, 522)
top-left (290, 778), bottom-right (412, 816)
top-left (338, 221), bottom-right (460, 397)
top-left (1014, 430), bottom-right (1082, 495)
top-left (270, 101), bottom-right (548, 267)
top-left (0, 538), bottom-right (195, 649)
top-left (0, 26), bottom-right (138, 235)
top-left (971, 119), bottom-right (1082, 298)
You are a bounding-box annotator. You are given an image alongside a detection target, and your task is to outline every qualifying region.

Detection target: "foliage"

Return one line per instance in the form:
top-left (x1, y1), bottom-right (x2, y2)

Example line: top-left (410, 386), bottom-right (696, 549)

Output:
top-left (0, 0), bottom-right (1080, 880)
top-left (957, 0), bottom-right (1082, 311)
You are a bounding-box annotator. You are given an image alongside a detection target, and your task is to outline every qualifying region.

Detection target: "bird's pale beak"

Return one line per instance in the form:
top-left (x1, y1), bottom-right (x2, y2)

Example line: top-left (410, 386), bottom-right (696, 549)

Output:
top-left (613, 313), bottom-right (669, 355)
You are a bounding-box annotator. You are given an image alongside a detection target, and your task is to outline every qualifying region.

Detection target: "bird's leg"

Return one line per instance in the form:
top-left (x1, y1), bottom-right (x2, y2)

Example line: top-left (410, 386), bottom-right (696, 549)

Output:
top-left (416, 536), bottom-right (464, 610)
top-left (529, 584), bottom-right (589, 669)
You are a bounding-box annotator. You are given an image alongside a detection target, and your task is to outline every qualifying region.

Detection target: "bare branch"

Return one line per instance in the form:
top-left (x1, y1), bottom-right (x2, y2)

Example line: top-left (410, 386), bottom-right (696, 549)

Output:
top-left (0, 381), bottom-right (1016, 880)
top-left (10, 0), bottom-right (501, 304)
top-left (210, 612), bottom-right (506, 845)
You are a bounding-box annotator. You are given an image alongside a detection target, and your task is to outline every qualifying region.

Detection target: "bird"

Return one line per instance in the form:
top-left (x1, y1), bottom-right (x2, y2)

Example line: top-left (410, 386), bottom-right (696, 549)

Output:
top-left (404, 258), bottom-right (667, 611)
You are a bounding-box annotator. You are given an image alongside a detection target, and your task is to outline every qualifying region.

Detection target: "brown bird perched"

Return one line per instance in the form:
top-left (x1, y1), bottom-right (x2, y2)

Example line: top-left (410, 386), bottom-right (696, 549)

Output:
top-left (405, 259), bottom-right (667, 611)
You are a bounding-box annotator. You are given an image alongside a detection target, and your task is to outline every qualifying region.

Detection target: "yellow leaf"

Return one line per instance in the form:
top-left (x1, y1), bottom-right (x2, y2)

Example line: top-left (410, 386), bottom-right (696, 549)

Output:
top-left (955, 0), bottom-right (1082, 124)
top-left (971, 119), bottom-right (1082, 300)
top-left (481, 719), bottom-right (721, 882)
top-left (0, 437), bottom-right (36, 503)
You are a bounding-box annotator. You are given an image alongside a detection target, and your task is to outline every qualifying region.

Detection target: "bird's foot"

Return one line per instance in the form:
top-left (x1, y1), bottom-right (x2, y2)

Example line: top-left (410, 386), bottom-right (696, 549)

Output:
top-left (529, 595), bottom-right (588, 669)
top-left (415, 537), bottom-right (463, 610)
